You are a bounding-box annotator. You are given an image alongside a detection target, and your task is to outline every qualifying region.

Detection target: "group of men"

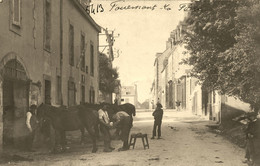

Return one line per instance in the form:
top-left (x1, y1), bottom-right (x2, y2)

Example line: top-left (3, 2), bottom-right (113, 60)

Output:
top-left (98, 105), bottom-right (132, 152)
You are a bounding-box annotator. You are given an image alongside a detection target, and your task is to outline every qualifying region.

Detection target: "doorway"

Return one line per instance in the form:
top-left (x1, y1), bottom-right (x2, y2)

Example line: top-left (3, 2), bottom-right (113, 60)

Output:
top-left (2, 59), bottom-right (29, 149)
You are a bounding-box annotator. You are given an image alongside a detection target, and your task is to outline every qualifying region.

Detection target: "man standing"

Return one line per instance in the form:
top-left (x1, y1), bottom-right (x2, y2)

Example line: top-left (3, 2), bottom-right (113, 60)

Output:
top-left (112, 111), bottom-right (132, 151)
top-left (176, 101), bottom-right (181, 111)
top-left (151, 103), bottom-right (163, 139)
top-left (25, 104), bottom-right (38, 152)
top-left (98, 105), bottom-right (114, 152)
top-left (243, 112), bottom-right (258, 164)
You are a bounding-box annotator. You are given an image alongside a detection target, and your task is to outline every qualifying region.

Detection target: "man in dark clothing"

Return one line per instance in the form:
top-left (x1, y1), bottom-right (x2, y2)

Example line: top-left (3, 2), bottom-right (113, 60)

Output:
top-left (112, 111), bottom-right (132, 151)
top-left (243, 112), bottom-right (258, 164)
top-left (151, 103), bottom-right (163, 139)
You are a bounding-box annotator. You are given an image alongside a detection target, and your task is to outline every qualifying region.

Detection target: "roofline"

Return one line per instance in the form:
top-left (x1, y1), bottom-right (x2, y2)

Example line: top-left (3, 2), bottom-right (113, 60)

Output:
top-left (72, 0), bottom-right (101, 32)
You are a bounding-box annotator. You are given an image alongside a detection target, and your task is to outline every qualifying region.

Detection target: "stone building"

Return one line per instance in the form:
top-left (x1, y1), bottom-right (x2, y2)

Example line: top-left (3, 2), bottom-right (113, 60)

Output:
top-left (152, 21), bottom-right (252, 123)
top-left (120, 85), bottom-right (138, 107)
top-left (0, 0), bottom-right (100, 151)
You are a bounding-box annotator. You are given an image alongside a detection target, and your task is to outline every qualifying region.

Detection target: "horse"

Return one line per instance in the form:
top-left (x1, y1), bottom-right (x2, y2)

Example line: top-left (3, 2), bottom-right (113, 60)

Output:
top-left (68, 104), bottom-right (101, 152)
top-left (118, 103), bottom-right (136, 117)
top-left (103, 102), bottom-right (136, 118)
top-left (37, 103), bottom-right (99, 153)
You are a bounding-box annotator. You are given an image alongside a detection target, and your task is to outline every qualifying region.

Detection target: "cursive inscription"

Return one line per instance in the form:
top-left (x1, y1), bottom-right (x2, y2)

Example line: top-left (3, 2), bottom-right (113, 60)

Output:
top-left (109, 0), bottom-right (158, 11)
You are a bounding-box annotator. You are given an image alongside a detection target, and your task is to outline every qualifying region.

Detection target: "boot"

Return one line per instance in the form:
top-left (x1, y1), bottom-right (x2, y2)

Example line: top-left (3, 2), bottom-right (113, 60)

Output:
top-left (104, 142), bottom-right (112, 152)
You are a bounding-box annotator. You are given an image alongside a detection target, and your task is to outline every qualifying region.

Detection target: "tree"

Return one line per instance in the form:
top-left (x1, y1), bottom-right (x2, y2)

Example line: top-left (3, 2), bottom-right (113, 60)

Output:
top-left (218, 0), bottom-right (260, 110)
top-left (183, 0), bottom-right (260, 111)
top-left (99, 52), bottom-right (120, 94)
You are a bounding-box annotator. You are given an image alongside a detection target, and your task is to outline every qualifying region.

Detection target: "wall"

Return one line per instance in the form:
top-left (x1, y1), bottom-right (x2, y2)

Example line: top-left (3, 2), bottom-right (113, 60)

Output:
top-left (221, 95), bottom-right (251, 123)
top-left (62, 0), bottom-right (100, 105)
top-left (0, 0), bottom-right (100, 151)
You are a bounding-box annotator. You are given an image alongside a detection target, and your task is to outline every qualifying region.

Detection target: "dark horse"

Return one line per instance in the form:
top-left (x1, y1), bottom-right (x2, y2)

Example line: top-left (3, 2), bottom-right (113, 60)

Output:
top-left (37, 103), bottom-right (100, 153)
top-left (118, 103), bottom-right (136, 117)
top-left (105, 103), bottom-right (136, 118)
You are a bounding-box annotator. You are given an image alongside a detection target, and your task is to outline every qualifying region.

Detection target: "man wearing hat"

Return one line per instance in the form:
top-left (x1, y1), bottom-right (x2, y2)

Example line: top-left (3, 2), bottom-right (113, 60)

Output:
top-left (151, 102), bottom-right (163, 139)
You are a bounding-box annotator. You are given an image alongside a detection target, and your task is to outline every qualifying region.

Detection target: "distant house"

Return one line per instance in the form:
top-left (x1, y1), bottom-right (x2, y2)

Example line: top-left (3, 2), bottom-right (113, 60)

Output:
top-left (120, 85), bottom-right (138, 107)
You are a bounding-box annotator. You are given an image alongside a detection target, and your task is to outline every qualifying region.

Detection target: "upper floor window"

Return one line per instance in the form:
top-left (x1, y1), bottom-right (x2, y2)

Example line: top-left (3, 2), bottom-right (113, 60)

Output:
top-left (44, 0), bottom-right (51, 51)
top-left (80, 33), bottom-right (85, 71)
top-left (12, 0), bottom-right (21, 26)
top-left (90, 43), bottom-right (94, 76)
top-left (69, 24), bottom-right (74, 66)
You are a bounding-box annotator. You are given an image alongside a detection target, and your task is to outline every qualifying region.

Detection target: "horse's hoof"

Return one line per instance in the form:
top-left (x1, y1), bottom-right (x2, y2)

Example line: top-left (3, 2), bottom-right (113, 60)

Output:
top-left (92, 148), bottom-right (98, 153)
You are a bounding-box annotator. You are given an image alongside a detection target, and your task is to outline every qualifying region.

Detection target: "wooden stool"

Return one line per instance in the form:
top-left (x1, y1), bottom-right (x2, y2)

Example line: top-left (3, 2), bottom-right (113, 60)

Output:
top-left (129, 133), bottom-right (149, 149)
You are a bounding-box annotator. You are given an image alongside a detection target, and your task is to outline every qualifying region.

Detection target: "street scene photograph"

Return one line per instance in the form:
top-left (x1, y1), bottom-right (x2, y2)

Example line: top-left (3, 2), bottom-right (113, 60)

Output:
top-left (0, 0), bottom-right (259, 165)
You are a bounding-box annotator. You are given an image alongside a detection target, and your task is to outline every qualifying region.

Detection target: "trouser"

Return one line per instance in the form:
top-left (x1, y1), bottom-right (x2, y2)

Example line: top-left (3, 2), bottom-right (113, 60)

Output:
top-left (118, 116), bottom-right (131, 149)
top-left (115, 116), bottom-right (133, 137)
top-left (245, 138), bottom-right (255, 160)
top-left (152, 120), bottom-right (162, 137)
top-left (24, 131), bottom-right (35, 150)
top-left (100, 124), bottom-right (111, 150)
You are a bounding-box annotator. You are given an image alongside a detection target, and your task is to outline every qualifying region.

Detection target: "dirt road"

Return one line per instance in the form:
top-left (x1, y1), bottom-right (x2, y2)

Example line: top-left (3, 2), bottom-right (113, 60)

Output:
top-left (2, 110), bottom-right (246, 166)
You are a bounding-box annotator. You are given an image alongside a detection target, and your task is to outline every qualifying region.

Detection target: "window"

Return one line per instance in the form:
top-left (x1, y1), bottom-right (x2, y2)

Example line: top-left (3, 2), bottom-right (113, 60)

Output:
top-left (86, 66), bottom-right (88, 74)
top-left (56, 76), bottom-right (61, 104)
top-left (80, 33), bottom-right (85, 71)
top-left (69, 24), bottom-right (74, 66)
top-left (68, 80), bottom-right (76, 106)
top-left (81, 85), bottom-right (85, 104)
top-left (89, 87), bottom-right (95, 104)
top-left (90, 43), bottom-right (94, 76)
top-left (12, 0), bottom-right (21, 26)
top-left (45, 80), bottom-right (51, 105)
top-left (44, 0), bottom-right (51, 51)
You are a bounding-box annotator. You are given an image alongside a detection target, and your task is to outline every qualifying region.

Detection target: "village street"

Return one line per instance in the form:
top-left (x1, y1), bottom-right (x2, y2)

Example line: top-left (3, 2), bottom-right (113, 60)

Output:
top-left (1, 109), bottom-right (246, 166)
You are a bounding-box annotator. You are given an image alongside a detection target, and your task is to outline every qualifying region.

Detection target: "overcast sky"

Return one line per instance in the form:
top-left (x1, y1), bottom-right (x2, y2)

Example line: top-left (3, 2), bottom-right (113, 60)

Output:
top-left (92, 0), bottom-right (188, 103)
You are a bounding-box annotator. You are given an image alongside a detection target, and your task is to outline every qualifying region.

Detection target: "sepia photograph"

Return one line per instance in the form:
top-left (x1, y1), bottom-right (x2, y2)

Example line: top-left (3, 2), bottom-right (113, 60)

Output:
top-left (0, 0), bottom-right (259, 165)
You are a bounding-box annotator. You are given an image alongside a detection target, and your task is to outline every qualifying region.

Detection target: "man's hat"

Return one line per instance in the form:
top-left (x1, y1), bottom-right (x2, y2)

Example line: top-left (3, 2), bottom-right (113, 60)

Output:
top-left (156, 103), bottom-right (163, 108)
top-left (30, 104), bottom-right (37, 110)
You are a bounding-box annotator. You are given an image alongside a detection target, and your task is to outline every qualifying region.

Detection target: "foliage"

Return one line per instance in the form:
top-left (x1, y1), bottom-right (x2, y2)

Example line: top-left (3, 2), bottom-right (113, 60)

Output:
top-left (99, 53), bottom-right (120, 93)
top-left (183, 0), bottom-right (260, 110)
top-left (218, 0), bottom-right (260, 109)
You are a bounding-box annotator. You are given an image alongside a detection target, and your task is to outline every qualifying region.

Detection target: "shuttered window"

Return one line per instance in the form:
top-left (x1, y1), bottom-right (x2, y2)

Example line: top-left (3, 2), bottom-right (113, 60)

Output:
top-left (69, 24), bottom-right (74, 66)
top-left (12, 0), bottom-right (21, 26)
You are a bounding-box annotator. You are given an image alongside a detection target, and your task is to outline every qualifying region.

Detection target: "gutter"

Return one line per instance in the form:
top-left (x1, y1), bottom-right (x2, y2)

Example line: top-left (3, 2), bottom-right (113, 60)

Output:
top-left (60, 0), bottom-right (63, 105)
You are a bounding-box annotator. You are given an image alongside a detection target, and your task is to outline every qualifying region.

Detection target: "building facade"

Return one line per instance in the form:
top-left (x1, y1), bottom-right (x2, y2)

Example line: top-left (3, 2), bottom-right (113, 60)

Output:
top-left (152, 21), bottom-right (252, 123)
top-left (0, 0), bottom-right (100, 151)
top-left (120, 85), bottom-right (138, 107)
